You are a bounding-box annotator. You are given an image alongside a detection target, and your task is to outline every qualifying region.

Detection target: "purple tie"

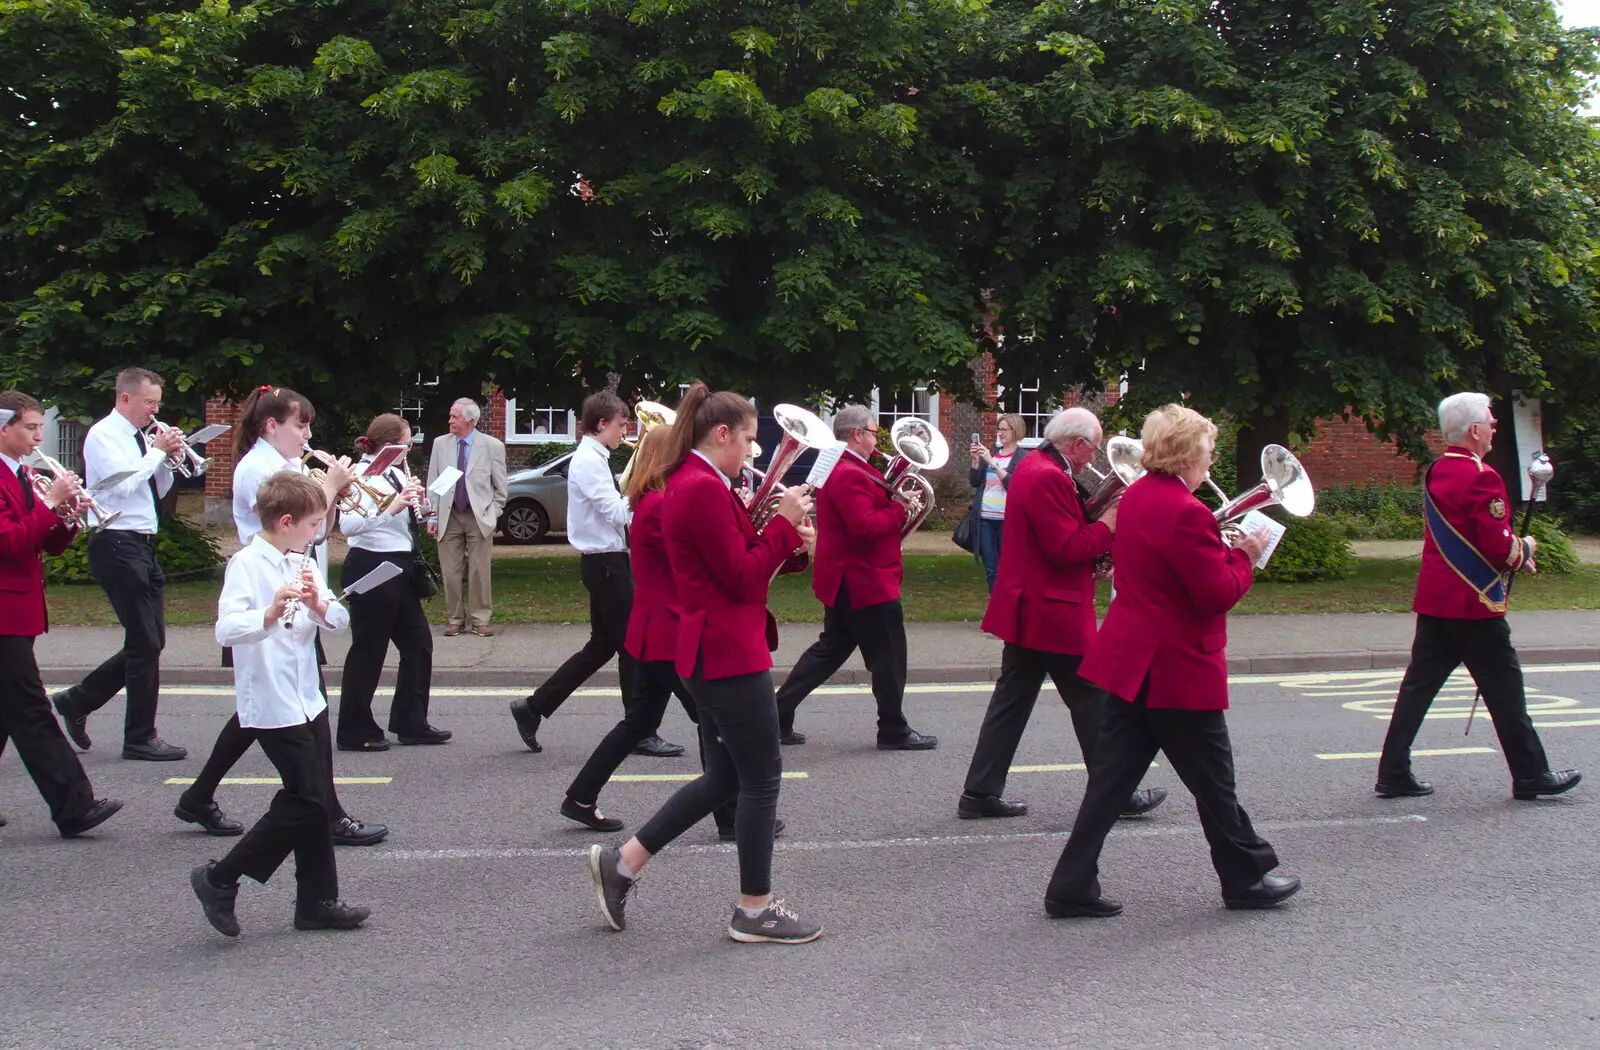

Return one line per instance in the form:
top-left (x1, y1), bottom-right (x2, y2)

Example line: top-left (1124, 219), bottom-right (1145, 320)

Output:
top-left (453, 438), bottom-right (470, 511)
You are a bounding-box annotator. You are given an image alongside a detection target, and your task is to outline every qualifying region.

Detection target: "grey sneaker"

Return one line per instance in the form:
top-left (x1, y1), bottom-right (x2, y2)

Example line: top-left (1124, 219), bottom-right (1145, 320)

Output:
top-left (587, 844), bottom-right (635, 931)
top-left (727, 899), bottom-right (823, 944)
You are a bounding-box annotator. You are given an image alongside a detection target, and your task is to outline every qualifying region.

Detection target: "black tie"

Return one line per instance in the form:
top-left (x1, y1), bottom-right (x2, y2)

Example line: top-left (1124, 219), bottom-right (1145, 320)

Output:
top-left (133, 429), bottom-right (162, 514)
top-left (18, 464), bottom-right (35, 511)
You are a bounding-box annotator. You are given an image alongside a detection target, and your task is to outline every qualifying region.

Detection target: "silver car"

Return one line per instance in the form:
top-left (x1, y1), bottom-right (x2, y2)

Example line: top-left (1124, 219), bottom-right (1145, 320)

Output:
top-left (497, 451), bottom-right (573, 543)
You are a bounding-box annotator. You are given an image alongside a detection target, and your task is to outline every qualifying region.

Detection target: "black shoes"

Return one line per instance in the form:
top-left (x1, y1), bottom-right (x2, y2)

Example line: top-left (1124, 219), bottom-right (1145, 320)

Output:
top-left (509, 698), bottom-right (543, 752)
top-left (58, 798), bottom-right (123, 838)
top-left (174, 797), bottom-right (244, 837)
top-left (1512, 769), bottom-right (1581, 800)
top-left (123, 738), bottom-right (187, 762)
top-left (1120, 787), bottom-right (1169, 819)
top-left (190, 862), bottom-right (240, 937)
top-left (331, 817), bottom-right (388, 847)
top-left (779, 728), bottom-right (807, 746)
top-left (727, 899), bottom-right (823, 944)
top-left (1223, 874), bottom-right (1302, 910)
top-left (294, 900), bottom-right (371, 931)
top-left (718, 818), bottom-right (787, 842)
top-left (1046, 896), bottom-right (1124, 918)
top-left (588, 844), bottom-right (636, 931)
top-left (562, 798), bottom-right (623, 832)
top-left (878, 729), bottom-right (938, 751)
top-left (958, 793), bottom-right (1029, 819)
top-left (1375, 773), bottom-right (1435, 798)
top-left (632, 735), bottom-right (686, 758)
top-left (397, 725), bottom-right (452, 745)
top-left (52, 691), bottom-right (91, 750)
top-left (337, 737), bottom-right (391, 752)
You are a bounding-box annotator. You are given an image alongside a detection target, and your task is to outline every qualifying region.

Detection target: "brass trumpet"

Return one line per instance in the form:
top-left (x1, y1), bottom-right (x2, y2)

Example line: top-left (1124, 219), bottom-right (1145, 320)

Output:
top-left (25, 454), bottom-right (121, 531)
top-left (300, 444), bottom-right (394, 517)
top-left (145, 417), bottom-right (214, 478)
top-left (1204, 443), bottom-right (1315, 545)
top-left (745, 404), bottom-right (834, 532)
top-left (617, 400), bottom-right (676, 490)
top-left (877, 417), bottom-right (949, 540)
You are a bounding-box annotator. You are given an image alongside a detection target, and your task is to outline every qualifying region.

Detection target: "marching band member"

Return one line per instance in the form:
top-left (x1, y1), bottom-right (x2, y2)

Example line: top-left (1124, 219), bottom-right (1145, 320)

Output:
top-left (190, 472), bottom-right (369, 936)
top-left (176, 386), bottom-right (387, 846)
top-left (511, 392), bottom-right (682, 757)
top-left (1045, 404), bottom-right (1298, 917)
top-left (775, 405), bottom-right (936, 751)
top-left (1374, 392), bottom-right (1580, 801)
top-left (0, 392), bottom-right (123, 837)
top-left (337, 413), bottom-right (445, 748)
top-left (957, 408), bottom-right (1165, 820)
top-left (52, 367), bottom-right (189, 761)
top-left (586, 381), bottom-right (823, 945)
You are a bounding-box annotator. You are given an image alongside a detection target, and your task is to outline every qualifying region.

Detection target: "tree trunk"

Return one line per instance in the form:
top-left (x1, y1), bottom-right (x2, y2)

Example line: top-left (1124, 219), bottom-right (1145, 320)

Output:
top-left (1233, 404), bottom-right (1292, 500)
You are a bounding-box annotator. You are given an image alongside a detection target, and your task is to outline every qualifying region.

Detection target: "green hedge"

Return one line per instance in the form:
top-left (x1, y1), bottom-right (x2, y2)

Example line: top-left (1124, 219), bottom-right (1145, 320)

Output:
top-left (1547, 429), bottom-right (1600, 532)
top-left (1257, 513), bottom-right (1355, 582)
top-left (45, 513), bottom-right (225, 585)
top-left (1527, 517), bottom-right (1578, 575)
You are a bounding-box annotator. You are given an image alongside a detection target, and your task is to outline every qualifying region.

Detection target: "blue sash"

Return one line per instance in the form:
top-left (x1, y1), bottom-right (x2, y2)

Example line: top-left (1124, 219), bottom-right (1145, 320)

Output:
top-left (1422, 463), bottom-right (1508, 613)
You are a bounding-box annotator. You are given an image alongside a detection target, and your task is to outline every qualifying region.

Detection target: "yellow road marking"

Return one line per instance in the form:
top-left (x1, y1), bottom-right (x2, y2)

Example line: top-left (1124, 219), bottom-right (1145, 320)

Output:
top-left (165, 776), bottom-right (393, 785)
top-left (609, 771), bottom-right (809, 783)
top-left (1315, 747), bottom-right (1496, 761)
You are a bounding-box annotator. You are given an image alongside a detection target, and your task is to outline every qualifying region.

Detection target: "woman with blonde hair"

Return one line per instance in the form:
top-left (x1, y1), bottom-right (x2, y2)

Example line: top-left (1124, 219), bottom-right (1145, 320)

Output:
top-left (968, 413), bottom-right (1028, 591)
top-left (1044, 403), bottom-right (1300, 918)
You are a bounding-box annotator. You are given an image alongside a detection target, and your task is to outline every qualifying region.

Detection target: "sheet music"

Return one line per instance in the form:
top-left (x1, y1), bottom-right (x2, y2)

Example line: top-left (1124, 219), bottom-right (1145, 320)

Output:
top-left (186, 424), bottom-right (231, 445)
top-left (1238, 510), bottom-right (1288, 570)
top-left (428, 466), bottom-right (463, 498)
top-left (89, 469), bottom-right (138, 494)
top-left (807, 443), bottom-right (844, 488)
top-left (341, 560), bottom-right (403, 597)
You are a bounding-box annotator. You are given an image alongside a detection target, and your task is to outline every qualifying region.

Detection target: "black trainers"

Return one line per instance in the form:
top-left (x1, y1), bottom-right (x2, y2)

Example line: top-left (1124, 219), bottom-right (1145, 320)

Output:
top-left (727, 899), bottom-right (823, 944)
top-left (294, 900), bottom-right (371, 930)
top-left (587, 844), bottom-right (636, 931)
top-left (190, 862), bottom-right (240, 937)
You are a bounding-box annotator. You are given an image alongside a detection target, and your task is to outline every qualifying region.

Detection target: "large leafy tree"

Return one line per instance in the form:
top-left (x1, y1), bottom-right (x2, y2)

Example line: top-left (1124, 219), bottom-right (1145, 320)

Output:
top-left (1, 0), bottom-right (990, 419)
top-left (971, 0), bottom-right (1600, 483)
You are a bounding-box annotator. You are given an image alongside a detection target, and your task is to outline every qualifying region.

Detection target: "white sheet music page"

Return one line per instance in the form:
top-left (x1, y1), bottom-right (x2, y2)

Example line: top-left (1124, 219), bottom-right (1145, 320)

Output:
top-left (1238, 510), bottom-right (1287, 570)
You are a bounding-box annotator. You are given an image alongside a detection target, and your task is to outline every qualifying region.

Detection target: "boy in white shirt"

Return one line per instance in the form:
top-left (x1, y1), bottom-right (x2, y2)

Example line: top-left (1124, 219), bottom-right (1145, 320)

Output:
top-left (190, 472), bottom-right (369, 936)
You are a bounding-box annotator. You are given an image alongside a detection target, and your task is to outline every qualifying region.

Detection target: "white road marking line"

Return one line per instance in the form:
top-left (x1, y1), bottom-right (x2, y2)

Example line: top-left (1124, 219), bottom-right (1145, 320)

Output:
top-left (609, 771), bottom-right (809, 783)
top-left (366, 814), bottom-right (1427, 862)
top-left (164, 776), bottom-right (393, 785)
top-left (1316, 747), bottom-right (1496, 761)
top-left (1008, 762), bottom-right (1162, 774)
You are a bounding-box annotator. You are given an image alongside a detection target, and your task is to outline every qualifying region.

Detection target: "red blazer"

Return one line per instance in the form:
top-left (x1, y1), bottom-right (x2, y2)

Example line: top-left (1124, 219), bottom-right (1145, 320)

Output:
top-left (1414, 448), bottom-right (1527, 620)
top-left (663, 453), bottom-right (806, 680)
top-left (0, 463), bottom-right (77, 637)
top-left (1078, 472), bottom-right (1254, 710)
top-left (981, 447), bottom-right (1111, 655)
top-left (812, 452), bottom-right (905, 608)
top-left (623, 490), bottom-right (679, 663)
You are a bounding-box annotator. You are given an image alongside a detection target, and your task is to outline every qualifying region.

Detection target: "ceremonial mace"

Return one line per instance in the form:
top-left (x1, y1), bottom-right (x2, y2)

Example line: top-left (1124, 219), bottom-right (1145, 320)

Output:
top-left (1466, 451), bottom-right (1554, 735)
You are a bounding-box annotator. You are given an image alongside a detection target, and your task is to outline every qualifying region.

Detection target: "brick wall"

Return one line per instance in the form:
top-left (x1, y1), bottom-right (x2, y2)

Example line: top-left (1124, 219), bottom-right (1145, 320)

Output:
top-left (1294, 417), bottom-right (1440, 489)
top-left (202, 396), bottom-right (243, 525)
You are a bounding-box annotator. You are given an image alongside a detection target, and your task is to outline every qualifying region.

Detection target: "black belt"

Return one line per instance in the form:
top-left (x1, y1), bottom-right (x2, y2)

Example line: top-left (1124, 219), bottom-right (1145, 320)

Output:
top-left (580, 550), bottom-right (629, 561)
top-left (96, 530), bottom-right (157, 545)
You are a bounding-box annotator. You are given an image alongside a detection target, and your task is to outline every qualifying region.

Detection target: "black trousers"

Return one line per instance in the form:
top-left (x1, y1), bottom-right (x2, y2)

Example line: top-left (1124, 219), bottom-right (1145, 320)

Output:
top-left (566, 659), bottom-right (736, 830)
top-left (74, 531), bottom-right (165, 744)
top-left (775, 580), bottom-right (909, 738)
top-left (1378, 614), bottom-right (1549, 783)
top-left (212, 711), bottom-right (338, 907)
top-left (963, 644), bottom-right (1105, 798)
top-left (0, 635), bottom-right (97, 826)
top-left (529, 552), bottom-right (635, 717)
top-left (337, 548), bottom-right (434, 741)
top-left (1047, 681), bottom-right (1279, 903)
top-left (637, 665), bottom-right (782, 896)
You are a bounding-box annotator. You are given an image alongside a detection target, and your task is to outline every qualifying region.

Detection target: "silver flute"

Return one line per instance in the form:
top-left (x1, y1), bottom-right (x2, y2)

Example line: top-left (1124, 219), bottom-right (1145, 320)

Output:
top-left (279, 548), bottom-right (316, 628)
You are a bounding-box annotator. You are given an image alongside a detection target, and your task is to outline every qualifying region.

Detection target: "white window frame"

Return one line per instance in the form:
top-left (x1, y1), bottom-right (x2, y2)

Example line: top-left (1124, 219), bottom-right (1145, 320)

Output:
top-left (503, 398), bottom-right (577, 445)
top-left (994, 375), bottom-right (1056, 440)
top-left (870, 384), bottom-right (940, 430)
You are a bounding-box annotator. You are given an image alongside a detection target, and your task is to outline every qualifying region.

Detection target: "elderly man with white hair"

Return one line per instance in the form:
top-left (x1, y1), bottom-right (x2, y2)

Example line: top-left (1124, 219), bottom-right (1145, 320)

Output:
top-left (1374, 391), bottom-right (1579, 802)
top-left (426, 397), bottom-right (508, 637)
top-left (957, 406), bottom-right (1166, 820)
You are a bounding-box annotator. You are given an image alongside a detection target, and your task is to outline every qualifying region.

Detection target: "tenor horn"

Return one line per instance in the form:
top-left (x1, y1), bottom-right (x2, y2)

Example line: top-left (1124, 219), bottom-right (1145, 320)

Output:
top-left (745, 404), bottom-right (835, 532)
top-left (879, 417), bottom-right (949, 540)
top-left (617, 400), bottom-right (676, 490)
top-left (1205, 443), bottom-right (1315, 544)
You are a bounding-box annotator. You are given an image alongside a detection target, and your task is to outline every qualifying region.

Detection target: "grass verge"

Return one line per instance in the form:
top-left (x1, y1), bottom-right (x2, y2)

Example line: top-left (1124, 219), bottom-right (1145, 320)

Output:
top-left (42, 554), bottom-right (1600, 628)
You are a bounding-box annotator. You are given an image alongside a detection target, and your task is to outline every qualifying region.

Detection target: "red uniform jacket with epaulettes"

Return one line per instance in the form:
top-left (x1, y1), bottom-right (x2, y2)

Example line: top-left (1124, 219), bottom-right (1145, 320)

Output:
top-left (1414, 447), bottom-right (1529, 620)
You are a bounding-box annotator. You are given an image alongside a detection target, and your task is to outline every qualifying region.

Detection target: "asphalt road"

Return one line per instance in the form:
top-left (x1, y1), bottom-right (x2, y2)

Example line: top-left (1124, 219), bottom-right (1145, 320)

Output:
top-left (3, 666), bottom-right (1598, 1049)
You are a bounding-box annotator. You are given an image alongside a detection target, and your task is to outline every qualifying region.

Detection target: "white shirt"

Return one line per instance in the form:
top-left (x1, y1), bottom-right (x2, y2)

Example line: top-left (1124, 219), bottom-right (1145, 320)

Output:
top-left (215, 535), bottom-right (349, 729)
top-left (567, 435), bottom-right (630, 554)
top-left (340, 458), bottom-right (414, 553)
top-left (232, 438), bottom-right (330, 575)
top-left (83, 410), bottom-right (174, 534)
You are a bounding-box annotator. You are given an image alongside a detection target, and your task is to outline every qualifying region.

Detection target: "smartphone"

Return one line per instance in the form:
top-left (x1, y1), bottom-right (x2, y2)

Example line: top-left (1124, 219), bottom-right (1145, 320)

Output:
top-left (971, 432), bottom-right (981, 447)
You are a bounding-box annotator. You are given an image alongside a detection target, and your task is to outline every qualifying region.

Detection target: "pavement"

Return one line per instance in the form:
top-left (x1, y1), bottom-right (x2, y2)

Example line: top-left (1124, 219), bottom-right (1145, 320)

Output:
top-left (3, 666), bottom-right (1598, 1047)
top-left (32, 608), bottom-right (1600, 688)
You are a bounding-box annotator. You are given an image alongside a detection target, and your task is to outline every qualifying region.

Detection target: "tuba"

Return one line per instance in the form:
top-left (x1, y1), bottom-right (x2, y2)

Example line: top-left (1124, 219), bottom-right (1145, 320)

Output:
top-left (25, 454), bottom-right (122, 532)
top-left (745, 404), bottom-right (835, 532)
top-left (300, 444), bottom-right (394, 517)
top-left (1204, 443), bottom-right (1315, 545)
top-left (878, 417), bottom-right (949, 540)
top-left (617, 400), bottom-right (676, 491)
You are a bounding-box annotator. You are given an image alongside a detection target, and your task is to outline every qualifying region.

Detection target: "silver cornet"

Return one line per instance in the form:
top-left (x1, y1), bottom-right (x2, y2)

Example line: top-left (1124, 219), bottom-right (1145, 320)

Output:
top-left (25, 454), bottom-right (121, 532)
top-left (145, 417), bottom-right (214, 478)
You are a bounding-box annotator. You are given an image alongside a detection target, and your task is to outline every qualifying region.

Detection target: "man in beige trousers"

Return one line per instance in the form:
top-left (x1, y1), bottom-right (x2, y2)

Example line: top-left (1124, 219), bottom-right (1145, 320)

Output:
top-left (427, 398), bottom-right (507, 637)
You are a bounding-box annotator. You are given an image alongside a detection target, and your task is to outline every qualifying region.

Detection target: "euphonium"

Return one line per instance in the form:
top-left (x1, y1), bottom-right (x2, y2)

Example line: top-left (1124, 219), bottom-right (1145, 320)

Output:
top-left (1204, 443), bottom-right (1315, 545)
top-left (745, 404), bottom-right (835, 532)
top-left (1079, 436), bottom-right (1145, 520)
top-left (145, 417), bottom-right (214, 478)
top-left (617, 400), bottom-right (676, 490)
top-left (25, 454), bottom-right (121, 531)
top-left (877, 417), bottom-right (949, 540)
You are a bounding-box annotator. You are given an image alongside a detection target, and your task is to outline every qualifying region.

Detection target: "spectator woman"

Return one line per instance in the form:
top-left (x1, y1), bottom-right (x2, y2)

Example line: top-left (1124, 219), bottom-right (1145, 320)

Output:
top-left (968, 413), bottom-right (1029, 591)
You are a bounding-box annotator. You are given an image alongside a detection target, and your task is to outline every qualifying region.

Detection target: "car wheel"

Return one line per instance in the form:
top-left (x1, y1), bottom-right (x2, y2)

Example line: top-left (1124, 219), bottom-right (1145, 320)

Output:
top-left (500, 499), bottom-right (549, 544)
